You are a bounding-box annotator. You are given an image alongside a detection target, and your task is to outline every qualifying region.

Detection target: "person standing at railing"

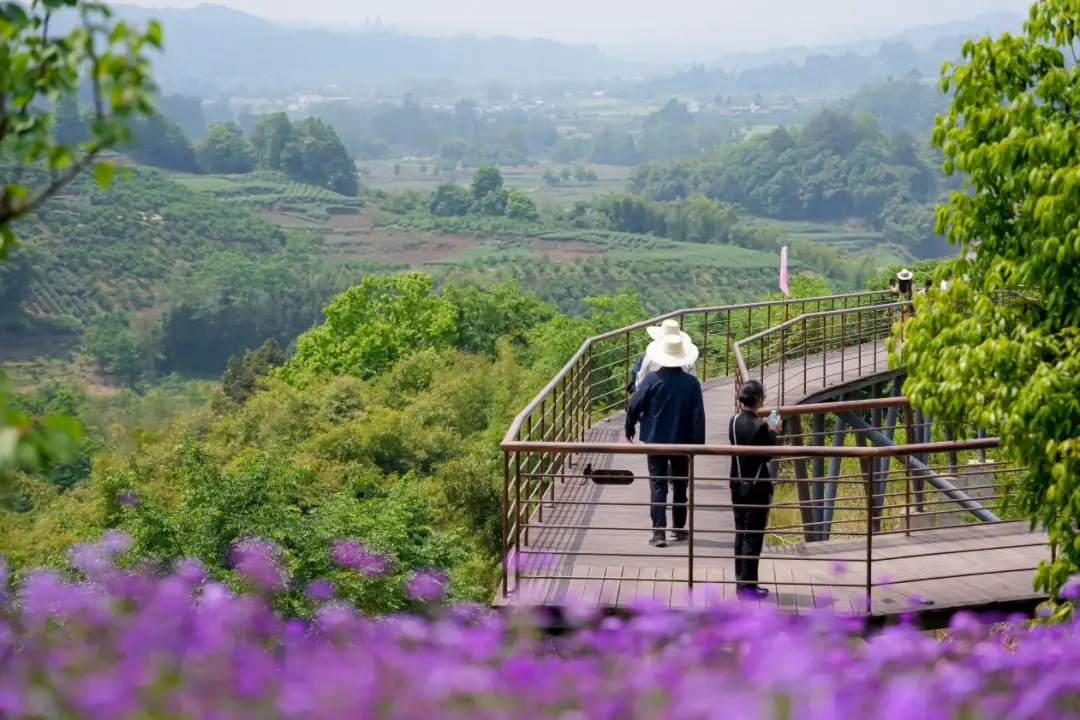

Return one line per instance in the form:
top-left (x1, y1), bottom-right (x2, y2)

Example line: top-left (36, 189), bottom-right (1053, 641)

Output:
top-left (625, 328), bottom-right (705, 548)
top-left (729, 379), bottom-right (780, 600)
top-left (626, 320), bottom-right (697, 397)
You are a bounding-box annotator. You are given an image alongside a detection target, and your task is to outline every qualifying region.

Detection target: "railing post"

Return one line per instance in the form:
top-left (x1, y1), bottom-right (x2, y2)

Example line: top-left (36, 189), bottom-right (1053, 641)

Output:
top-left (857, 311), bottom-right (862, 375)
top-left (514, 449), bottom-right (522, 591)
top-left (623, 331), bottom-right (631, 406)
top-left (688, 454), bottom-right (695, 591)
top-left (702, 311), bottom-right (710, 381)
top-left (903, 400), bottom-right (916, 534)
top-left (725, 309), bottom-right (732, 376)
top-left (538, 400), bottom-right (546, 525)
top-left (802, 317), bottom-right (808, 394)
top-left (586, 345), bottom-right (593, 430)
top-left (861, 456), bottom-right (875, 614)
top-left (502, 450), bottom-right (510, 597)
top-left (840, 309), bottom-right (846, 382)
top-left (780, 321), bottom-right (787, 405)
top-left (525, 414), bottom-right (534, 546)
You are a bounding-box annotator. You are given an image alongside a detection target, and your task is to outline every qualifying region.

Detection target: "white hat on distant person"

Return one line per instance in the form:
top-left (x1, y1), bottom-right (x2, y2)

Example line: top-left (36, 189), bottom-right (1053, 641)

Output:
top-left (897, 269), bottom-right (912, 281)
top-left (645, 321), bottom-right (699, 368)
top-left (646, 318), bottom-right (691, 343)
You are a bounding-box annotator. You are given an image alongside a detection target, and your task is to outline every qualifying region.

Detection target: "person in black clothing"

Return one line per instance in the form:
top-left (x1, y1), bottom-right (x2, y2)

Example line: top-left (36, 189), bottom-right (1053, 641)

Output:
top-left (625, 330), bottom-right (705, 548)
top-left (729, 379), bottom-right (780, 599)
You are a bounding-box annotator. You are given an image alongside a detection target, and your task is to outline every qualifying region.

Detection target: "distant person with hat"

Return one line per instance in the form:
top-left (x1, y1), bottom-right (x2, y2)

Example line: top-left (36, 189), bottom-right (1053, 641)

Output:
top-left (625, 325), bottom-right (705, 548)
top-left (729, 379), bottom-right (780, 599)
top-left (626, 319), bottom-right (697, 396)
top-left (896, 268), bottom-right (914, 301)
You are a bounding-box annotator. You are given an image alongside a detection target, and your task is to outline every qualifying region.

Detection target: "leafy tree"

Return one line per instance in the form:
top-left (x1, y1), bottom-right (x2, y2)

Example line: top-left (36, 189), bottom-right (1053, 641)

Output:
top-left (288, 118), bottom-right (359, 196)
top-left (84, 311), bottom-right (149, 387)
top-left (196, 122), bottom-right (257, 174)
top-left (470, 165), bottom-right (503, 202)
top-left (505, 189), bottom-right (538, 221)
top-left (429, 181), bottom-right (471, 217)
top-left (901, 0), bottom-right (1080, 615)
top-left (223, 339), bottom-right (286, 404)
top-left (250, 114), bottom-right (358, 195)
top-left (1, 0), bottom-right (162, 482)
top-left (285, 272), bottom-right (458, 381)
top-left (250, 112), bottom-right (295, 170)
top-left (126, 114), bottom-right (200, 173)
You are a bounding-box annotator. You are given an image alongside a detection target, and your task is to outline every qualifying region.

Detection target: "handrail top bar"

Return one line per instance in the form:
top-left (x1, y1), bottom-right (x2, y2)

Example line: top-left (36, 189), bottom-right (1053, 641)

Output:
top-left (732, 300), bottom-right (912, 382)
top-left (586, 290), bottom-right (892, 345)
top-left (733, 300), bottom-right (913, 350)
top-left (502, 290), bottom-right (895, 443)
top-left (752, 395), bottom-right (911, 417)
top-left (500, 437), bottom-right (1000, 458)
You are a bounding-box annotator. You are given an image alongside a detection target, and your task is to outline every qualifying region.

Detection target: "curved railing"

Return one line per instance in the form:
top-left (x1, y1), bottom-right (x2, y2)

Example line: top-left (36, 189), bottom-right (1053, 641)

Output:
top-left (503, 290), bottom-right (896, 445)
top-left (732, 301), bottom-right (912, 406)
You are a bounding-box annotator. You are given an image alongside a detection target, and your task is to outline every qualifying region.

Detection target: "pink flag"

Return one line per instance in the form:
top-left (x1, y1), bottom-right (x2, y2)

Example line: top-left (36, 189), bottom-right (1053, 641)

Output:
top-left (779, 246), bottom-right (789, 297)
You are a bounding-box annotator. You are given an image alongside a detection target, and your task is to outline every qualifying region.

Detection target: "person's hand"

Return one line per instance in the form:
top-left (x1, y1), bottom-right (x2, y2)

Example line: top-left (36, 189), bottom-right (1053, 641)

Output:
top-left (626, 433), bottom-right (634, 443)
top-left (767, 415), bottom-right (781, 433)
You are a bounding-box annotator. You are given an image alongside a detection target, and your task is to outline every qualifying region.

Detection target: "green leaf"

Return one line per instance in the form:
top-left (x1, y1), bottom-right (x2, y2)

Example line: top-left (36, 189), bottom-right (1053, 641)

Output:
top-left (93, 161), bottom-right (116, 187)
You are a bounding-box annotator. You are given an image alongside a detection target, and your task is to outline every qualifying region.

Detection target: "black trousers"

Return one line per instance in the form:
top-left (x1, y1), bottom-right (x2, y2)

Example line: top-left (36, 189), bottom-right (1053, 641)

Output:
top-left (730, 480), bottom-right (772, 585)
top-left (647, 455), bottom-right (689, 529)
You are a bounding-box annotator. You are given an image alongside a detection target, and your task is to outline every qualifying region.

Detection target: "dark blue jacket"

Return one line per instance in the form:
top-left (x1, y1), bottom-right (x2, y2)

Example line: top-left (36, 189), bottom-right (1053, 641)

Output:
top-left (625, 367), bottom-right (706, 445)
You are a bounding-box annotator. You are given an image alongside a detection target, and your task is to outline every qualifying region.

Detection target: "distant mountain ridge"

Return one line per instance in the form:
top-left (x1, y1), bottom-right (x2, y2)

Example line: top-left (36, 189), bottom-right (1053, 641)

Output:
top-left (68, 4), bottom-right (1028, 91)
top-left (88, 3), bottom-right (636, 91)
top-left (705, 11), bottom-right (1024, 70)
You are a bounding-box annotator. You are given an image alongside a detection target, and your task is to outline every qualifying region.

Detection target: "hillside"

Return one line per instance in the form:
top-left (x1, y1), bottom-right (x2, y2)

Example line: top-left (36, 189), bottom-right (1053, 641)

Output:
top-left (1, 165), bottom-right (792, 389)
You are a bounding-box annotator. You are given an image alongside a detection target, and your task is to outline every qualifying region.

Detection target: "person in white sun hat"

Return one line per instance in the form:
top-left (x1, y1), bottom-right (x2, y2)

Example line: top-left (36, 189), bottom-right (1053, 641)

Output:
top-left (625, 324), bottom-right (706, 548)
top-left (896, 268), bottom-right (913, 300)
top-left (626, 319), bottom-right (697, 396)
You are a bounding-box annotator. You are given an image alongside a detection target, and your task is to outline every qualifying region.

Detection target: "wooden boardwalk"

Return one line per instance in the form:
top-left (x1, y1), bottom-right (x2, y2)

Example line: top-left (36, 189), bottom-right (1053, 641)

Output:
top-left (496, 340), bottom-right (1050, 618)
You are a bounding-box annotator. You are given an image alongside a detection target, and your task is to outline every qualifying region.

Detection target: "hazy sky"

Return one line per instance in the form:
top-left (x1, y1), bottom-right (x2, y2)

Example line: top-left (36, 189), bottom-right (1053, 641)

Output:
top-left (113, 0), bottom-right (1032, 58)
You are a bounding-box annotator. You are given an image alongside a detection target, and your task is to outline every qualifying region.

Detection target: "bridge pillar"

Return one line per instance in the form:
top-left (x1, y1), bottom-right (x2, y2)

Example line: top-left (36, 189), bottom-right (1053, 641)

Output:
top-left (786, 415), bottom-right (815, 544)
top-left (822, 410), bottom-right (847, 541)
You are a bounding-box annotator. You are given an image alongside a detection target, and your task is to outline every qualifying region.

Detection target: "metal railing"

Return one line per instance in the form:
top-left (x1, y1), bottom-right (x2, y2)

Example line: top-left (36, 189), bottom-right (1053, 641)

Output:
top-left (499, 290), bottom-right (1048, 615)
top-left (732, 301), bottom-right (911, 407)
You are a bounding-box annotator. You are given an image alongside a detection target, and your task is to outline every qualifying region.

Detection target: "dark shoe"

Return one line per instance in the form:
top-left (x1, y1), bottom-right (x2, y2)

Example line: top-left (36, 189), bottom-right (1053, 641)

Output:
top-left (736, 585), bottom-right (769, 600)
top-left (649, 531), bottom-right (667, 547)
top-left (671, 530), bottom-right (689, 542)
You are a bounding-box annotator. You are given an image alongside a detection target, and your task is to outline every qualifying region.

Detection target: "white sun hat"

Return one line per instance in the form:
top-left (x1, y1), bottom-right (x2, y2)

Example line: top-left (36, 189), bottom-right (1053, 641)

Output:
top-left (897, 269), bottom-right (913, 281)
top-left (645, 323), bottom-right (699, 368)
top-left (646, 318), bottom-right (691, 342)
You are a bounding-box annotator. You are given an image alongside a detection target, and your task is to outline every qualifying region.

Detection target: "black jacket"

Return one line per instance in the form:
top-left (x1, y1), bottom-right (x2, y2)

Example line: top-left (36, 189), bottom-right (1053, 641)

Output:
top-left (625, 367), bottom-right (705, 445)
top-left (729, 410), bottom-right (777, 481)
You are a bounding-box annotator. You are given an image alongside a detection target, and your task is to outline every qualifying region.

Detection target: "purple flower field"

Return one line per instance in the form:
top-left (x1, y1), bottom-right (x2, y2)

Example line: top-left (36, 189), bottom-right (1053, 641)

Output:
top-left (0, 534), bottom-right (1077, 719)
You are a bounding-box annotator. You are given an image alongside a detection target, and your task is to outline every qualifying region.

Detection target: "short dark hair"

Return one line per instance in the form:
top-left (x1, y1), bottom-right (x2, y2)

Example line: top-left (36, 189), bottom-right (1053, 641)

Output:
top-left (925, 277), bottom-right (933, 287)
top-left (739, 379), bottom-right (765, 407)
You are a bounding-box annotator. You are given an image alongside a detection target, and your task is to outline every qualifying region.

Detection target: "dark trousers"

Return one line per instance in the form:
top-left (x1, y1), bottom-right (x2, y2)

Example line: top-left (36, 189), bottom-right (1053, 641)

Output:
top-left (731, 481), bottom-right (772, 585)
top-left (647, 455), bottom-right (688, 529)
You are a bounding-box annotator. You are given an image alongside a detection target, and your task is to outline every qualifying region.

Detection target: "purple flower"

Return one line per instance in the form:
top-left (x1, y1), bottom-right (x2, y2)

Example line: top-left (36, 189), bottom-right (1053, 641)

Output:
top-left (1060, 575), bottom-right (1080, 601)
top-left (306, 579), bottom-right (335, 602)
top-left (230, 538), bottom-right (286, 591)
top-left (117, 490), bottom-right (140, 507)
top-left (406, 569), bottom-right (448, 602)
top-left (330, 539), bottom-right (390, 577)
top-left (98, 530), bottom-right (132, 555)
